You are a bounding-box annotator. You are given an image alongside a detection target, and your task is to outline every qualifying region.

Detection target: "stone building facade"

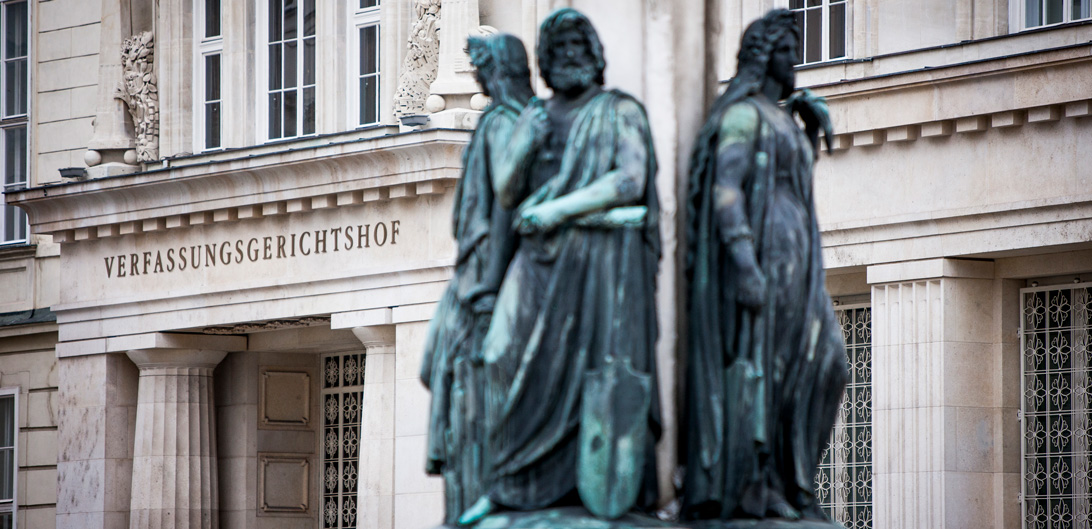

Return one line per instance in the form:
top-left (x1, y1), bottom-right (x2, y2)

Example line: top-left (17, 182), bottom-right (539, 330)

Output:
top-left (0, 1), bottom-right (1089, 529)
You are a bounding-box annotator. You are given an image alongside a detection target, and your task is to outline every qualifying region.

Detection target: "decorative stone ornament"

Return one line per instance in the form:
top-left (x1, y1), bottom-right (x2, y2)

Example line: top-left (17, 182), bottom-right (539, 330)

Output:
top-left (394, 0), bottom-right (442, 120)
top-left (115, 31), bottom-right (159, 162)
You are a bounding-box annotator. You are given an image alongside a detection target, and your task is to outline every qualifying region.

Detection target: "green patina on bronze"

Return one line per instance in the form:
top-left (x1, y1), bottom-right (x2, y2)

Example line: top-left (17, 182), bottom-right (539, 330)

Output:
top-left (453, 7), bottom-right (663, 527)
top-left (682, 9), bottom-right (846, 527)
top-left (419, 32), bottom-right (533, 525)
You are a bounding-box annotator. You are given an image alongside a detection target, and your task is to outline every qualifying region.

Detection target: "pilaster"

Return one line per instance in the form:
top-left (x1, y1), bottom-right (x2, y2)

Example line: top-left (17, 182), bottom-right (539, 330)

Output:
top-left (352, 326), bottom-right (397, 529)
top-left (56, 353), bottom-right (138, 529)
top-left (868, 258), bottom-right (1020, 529)
top-left (125, 349), bottom-right (227, 529)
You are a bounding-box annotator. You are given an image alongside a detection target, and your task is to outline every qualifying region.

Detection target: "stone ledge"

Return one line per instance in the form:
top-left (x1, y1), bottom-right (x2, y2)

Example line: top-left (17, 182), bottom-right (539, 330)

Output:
top-left (821, 100), bottom-right (1090, 154)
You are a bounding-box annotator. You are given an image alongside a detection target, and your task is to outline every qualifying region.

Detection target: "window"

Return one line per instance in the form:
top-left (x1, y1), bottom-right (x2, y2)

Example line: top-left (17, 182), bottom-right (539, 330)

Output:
top-left (0, 0), bottom-right (27, 246)
top-left (1024, 0), bottom-right (1091, 28)
top-left (266, 0), bottom-right (316, 140)
top-left (815, 305), bottom-right (873, 529)
top-left (353, 0), bottom-right (380, 127)
top-left (196, 0), bottom-right (223, 151)
top-left (321, 352), bottom-right (364, 529)
top-left (0, 390), bottom-right (18, 529)
top-left (1020, 283), bottom-right (1092, 529)
top-left (790, 0), bottom-right (847, 64)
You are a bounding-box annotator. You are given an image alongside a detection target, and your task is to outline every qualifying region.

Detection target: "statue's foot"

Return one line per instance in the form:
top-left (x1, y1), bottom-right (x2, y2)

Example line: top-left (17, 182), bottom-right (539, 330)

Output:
top-left (767, 499), bottom-right (801, 521)
top-left (799, 503), bottom-right (828, 521)
top-left (456, 496), bottom-right (496, 526)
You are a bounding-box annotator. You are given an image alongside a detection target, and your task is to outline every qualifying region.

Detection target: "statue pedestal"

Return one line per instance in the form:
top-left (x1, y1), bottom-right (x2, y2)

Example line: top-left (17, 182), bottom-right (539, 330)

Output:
top-left (690, 519), bottom-right (842, 529)
top-left (455, 506), bottom-right (843, 529)
top-left (465, 506), bottom-right (673, 529)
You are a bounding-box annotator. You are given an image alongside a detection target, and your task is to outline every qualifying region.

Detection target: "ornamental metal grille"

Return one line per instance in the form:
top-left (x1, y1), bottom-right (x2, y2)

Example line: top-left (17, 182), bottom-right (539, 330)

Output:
top-left (1021, 284), bottom-right (1092, 529)
top-left (815, 305), bottom-right (873, 529)
top-left (321, 352), bottom-right (365, 529)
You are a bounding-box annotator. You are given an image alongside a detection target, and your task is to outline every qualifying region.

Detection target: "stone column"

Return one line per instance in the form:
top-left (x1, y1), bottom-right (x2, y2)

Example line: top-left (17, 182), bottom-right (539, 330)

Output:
top-left (126, 349), bottom-right (227, 529)
top-left (868, 258), bottom-right (1020, 529)
top-left (352, 326), bottom-right (397, 529)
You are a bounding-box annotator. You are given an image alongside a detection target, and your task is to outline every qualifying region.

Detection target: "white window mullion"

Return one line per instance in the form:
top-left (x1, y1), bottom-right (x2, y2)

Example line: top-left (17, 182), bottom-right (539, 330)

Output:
top-left (1, 0), bottom-right (28, 246)
top-left (0, 389), bottom-right (19, 529)
top-left (194, 0), bottom-right (222, 152)
top-left (352, 1), bottom-right (381, 128)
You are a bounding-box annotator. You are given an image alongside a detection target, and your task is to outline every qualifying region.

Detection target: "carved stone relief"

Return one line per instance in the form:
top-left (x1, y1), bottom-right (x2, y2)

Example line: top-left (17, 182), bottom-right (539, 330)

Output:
top-left (115, 31), bottom-right (159, 162)
top-left (393, 0), bottom-right (442, 119)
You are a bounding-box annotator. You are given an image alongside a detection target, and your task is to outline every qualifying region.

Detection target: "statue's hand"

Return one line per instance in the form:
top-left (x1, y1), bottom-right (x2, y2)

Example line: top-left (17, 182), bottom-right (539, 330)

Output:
top-left (471, 293), bottom-right (497, 315)
top-left (787, 88), bottom-right (833, 154)
top-left (527, 101), bottom-right (550, 149)
top-left (514, 202), bottom-right (565, 235)
top-left (736, 264), bottom-right (768, 310)
top-left (425, 458), bottom-right (443, 476)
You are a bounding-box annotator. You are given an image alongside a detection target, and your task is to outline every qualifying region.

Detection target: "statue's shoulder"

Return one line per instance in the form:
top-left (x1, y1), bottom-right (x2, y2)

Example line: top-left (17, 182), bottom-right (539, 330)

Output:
top-left (600, 89), bottom-right (651, 126)
top-left (716, 97), bottom-right (761, 143)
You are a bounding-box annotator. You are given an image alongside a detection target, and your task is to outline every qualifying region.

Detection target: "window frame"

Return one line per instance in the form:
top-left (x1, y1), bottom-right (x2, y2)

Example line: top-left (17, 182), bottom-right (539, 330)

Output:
top-left (815, 302), bottom-right (873, 529)
top-left (349, 1), bottom-right (381, 129)
top-left (319, 352), bottom-right (365, 529)
top-left (1019, 281), bottom-right (1092, 529)
top-left (194, 0), bottom-right (224, 153)
top-left (0, 0), bottom-right (29, 247)
top-left (256, 0), bottom-right (318, 143)
top-left (1019, 0), bottom-right (1092, 30)
top-left (788, 0), bottom-right (850, 66)
top-left (0, 387), bottom-right (19, 529)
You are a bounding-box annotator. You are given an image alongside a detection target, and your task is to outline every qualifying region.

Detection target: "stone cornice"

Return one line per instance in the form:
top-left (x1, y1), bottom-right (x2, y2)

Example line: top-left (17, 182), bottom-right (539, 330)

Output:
top-left (821, 195), bottom-right (1092, 269)
top-left (799, 33), bottom-right (1092, 151)
top-left (6, 128), bottom-right (471, 241)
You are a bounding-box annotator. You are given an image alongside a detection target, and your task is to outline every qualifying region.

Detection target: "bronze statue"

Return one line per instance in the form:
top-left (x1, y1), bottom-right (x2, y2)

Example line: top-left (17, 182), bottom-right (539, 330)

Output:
top-left (419, 33), bottom-right (532, 525)
top-left (682, 9), bottom-right (848, 525)
top-left (458, 8), bottom-right (663, 525)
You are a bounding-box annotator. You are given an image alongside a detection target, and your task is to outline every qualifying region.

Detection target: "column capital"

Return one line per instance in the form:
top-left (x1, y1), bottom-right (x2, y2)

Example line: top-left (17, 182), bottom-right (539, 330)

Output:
top-left (126, 348), bottom-right (227, 370)
top-left (866, 257), bottom-right (995, 285)
top-left (350, 325), bottom-right (396, 353)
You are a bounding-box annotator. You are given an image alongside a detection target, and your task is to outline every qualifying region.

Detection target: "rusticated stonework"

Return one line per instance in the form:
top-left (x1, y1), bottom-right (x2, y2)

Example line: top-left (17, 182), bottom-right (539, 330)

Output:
top-left (116, 31), bottom-right (160, 162)
top-left (393, 0), bottom-right (441, 118)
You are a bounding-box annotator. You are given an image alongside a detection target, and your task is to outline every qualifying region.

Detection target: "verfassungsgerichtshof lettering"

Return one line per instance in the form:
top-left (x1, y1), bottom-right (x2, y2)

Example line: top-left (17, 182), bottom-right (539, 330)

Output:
top-left (102, 221), bottom-right (401, 278)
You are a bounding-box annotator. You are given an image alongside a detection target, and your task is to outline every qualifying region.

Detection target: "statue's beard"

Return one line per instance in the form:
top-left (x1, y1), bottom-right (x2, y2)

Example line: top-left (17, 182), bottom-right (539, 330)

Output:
top-left (547, 63), bottom-right (597, 94)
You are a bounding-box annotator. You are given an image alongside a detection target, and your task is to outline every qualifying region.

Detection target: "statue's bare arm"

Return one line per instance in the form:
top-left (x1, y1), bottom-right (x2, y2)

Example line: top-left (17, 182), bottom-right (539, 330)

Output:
top-left (515, 99), bottom-right (649, 233)
top-left (714, 102), bottom-right (767, 309)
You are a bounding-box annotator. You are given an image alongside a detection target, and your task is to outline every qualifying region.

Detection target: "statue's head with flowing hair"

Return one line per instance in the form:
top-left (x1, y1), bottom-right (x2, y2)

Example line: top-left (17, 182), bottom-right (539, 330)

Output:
top-left (729, 9), bottom-right (800, 102)
top-left (536, 8), bottom-right (606, 93)
top-left (467, 33), bottom-right (535, 111)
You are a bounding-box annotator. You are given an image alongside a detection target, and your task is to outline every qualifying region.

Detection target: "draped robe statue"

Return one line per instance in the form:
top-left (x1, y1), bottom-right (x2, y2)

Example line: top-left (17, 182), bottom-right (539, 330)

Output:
top-left (419, 33), bottom-right (533, 525)
top-left (682, 9), bottom-right (849, 524)
top-left (458, 8), bottom-right (662, 525)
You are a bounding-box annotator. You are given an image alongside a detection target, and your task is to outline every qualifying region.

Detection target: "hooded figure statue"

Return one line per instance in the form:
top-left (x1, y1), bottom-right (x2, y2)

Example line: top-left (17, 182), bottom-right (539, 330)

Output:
top-left (682, 9), bottom-right (848, 524)
top-left (419, 32), bottom-right (533, 525)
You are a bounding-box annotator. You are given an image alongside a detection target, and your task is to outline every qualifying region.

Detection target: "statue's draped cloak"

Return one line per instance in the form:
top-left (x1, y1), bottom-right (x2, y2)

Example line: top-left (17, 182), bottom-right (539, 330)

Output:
top-left (683, 93), bottom-right (847, 519)
top-left (420, 101), bottom-right (519, 523)
top-left (482, 90), bottom-right (662, 512)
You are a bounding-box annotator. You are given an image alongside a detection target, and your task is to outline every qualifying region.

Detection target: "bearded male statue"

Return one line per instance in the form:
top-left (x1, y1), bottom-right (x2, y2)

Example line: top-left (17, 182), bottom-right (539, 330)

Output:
top-left (682, 9), bottom-right (848, 527)
top-left (457, 7), bottom-right (663, 525)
